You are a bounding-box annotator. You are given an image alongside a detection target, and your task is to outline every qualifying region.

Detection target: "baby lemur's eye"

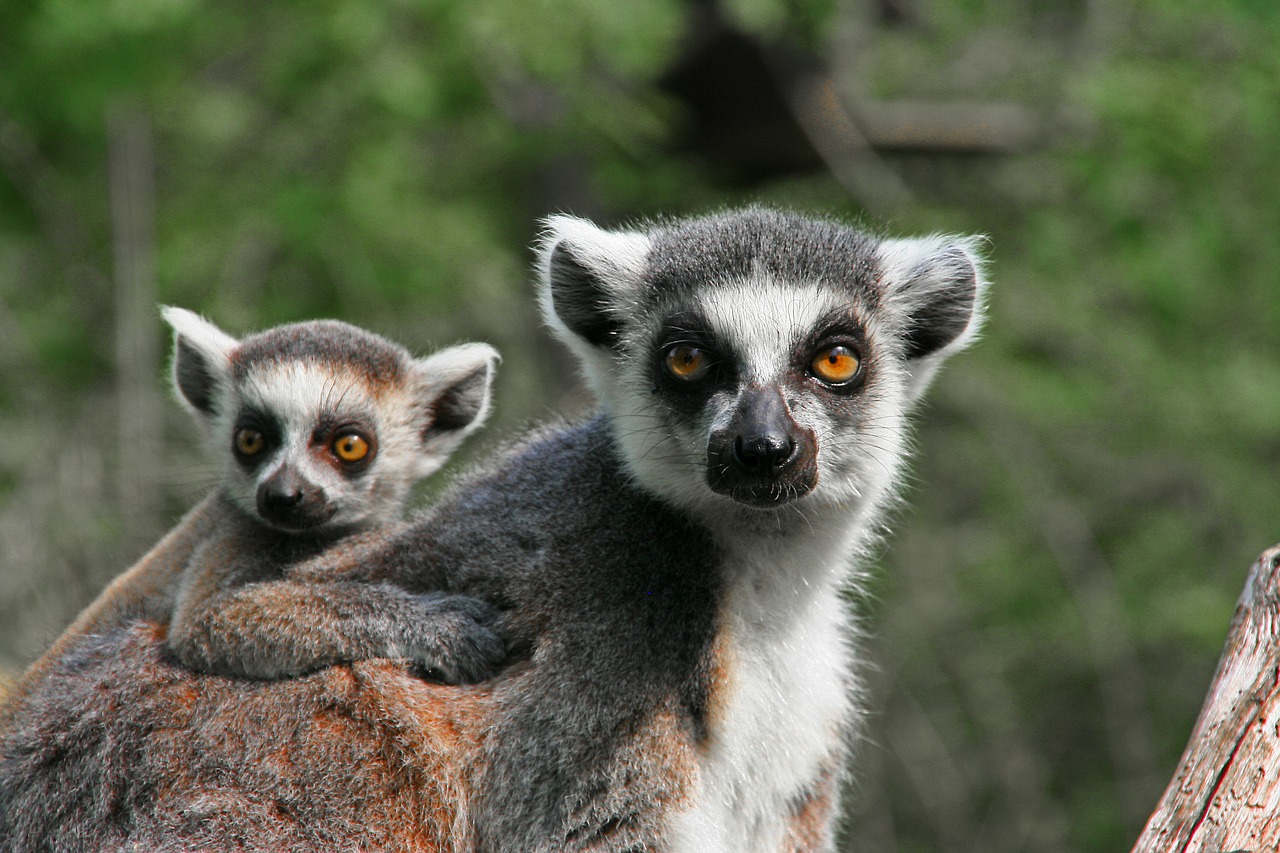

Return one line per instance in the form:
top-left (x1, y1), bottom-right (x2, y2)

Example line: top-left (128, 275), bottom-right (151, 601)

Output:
top-left (810, 345), bottom-right (862, 385)
top-left (665, 345), bottom-right (712, 382)
top-left (234, 428), bottom-right (266, 457)
top-left (332, 432), bottom-right (371, 464)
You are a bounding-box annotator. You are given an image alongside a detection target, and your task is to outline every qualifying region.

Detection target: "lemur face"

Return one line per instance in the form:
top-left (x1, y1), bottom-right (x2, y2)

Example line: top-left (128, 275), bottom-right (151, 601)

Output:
top-left (220, 361), bottom-right (413, 532)
top-left (639, 280), bottom-right (884, 511)
top-left (539, 208), bottom-right (985, 521)
top-left (162, 309), bottom-right (498, 536)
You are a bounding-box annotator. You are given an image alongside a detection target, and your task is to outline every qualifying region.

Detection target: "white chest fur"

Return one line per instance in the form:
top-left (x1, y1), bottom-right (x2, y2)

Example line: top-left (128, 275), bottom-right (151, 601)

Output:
top-left (667, 532), bottom-right (858, 853)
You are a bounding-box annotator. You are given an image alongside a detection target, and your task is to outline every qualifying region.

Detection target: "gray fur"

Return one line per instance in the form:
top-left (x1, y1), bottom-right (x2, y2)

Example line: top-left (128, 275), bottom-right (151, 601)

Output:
top-left (0, 209), bottom-right (986, 852)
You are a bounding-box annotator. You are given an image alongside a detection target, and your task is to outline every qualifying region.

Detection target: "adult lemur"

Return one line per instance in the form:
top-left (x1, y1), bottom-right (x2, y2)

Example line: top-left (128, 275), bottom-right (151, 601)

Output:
top-left (0, 207), bottom-right (985, 852)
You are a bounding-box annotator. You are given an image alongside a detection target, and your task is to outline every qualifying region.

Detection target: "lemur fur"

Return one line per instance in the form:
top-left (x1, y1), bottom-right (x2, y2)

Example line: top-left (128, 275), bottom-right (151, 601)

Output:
top-left (0, 208), bottom-right (985, 853)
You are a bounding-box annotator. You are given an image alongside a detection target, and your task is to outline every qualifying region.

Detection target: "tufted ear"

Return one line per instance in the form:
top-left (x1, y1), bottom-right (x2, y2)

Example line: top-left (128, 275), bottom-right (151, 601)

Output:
top-left (536, 215), bottom-right (652, 352)
top-left (877, 235), bottom-right (988, 401)
top-left (161, 306), bottom-right (239, 421)
top-left (409, 342), bottom-right (501, 479)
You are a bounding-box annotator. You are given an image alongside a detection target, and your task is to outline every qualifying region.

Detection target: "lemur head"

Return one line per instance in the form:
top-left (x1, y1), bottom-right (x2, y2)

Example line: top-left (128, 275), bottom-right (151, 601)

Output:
top-left (537, 207), bottom-right (985, 524)
top-left (162, 307), bottom-right (499, 535)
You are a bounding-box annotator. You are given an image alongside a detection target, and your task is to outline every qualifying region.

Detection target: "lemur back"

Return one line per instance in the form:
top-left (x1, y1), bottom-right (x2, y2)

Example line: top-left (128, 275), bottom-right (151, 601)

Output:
top-left (0, 208), bottom-right (986, 853)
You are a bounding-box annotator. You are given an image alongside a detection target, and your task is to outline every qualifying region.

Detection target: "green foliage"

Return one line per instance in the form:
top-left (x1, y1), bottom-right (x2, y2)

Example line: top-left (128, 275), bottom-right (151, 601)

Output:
top-left (850, 1), bottom-right (1280, 850)
top-left (3, 0), bottom-right (1279, 851)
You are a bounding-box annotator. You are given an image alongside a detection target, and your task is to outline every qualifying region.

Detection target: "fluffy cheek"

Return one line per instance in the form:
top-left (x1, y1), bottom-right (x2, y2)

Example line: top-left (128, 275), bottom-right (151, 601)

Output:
top-left (818, 399), bottom-right (908, 507)
top-left (603, 363), bottom-right (716, 498)
top-left (219, 462), bottom-right (262, 520)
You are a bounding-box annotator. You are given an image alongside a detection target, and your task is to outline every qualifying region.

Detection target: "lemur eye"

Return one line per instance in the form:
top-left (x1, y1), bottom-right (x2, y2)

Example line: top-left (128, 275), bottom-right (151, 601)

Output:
top-left (665, 346), bottom-right (712, 382)
top-left (810, 345), bottom-right (861, 385)
top-left (234, 428), bottom-right (266, 457)
top-left (332, 432), bottom-right (371, 463)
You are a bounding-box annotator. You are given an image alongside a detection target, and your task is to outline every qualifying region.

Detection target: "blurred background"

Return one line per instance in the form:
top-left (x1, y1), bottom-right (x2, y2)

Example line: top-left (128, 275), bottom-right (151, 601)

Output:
top-left (2, 0), bottom-right (1278, 849)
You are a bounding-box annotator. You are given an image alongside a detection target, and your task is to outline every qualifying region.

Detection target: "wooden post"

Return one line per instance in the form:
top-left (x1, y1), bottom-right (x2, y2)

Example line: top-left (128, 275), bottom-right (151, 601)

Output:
top-left (1132, 545), bottom-right (1280, 852)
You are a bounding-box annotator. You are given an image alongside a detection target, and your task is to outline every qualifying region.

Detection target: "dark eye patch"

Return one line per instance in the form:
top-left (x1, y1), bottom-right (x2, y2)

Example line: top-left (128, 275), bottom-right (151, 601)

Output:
top-left (647, 311), bottom-right (740, 423)
top-left (653, 312), bottom-right (739, 389)
top-left (232, 408), bottom-right (281, 467)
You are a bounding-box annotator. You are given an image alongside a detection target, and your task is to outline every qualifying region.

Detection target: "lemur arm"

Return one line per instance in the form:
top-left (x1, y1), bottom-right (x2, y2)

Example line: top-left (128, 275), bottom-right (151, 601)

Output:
top-left (166, 526), bottom-right (503, 683)
top-left (286, 515), bottom-right (456, 590)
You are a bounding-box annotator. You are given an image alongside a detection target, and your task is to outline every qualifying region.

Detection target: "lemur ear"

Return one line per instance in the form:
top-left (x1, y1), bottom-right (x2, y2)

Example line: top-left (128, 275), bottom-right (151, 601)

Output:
top-left (410, 342), bottom-right (500, 476)
top-left (536, 215), bottom-right (651, 352)
top-left (160, 306), bottom-right (239, 419)
top-left (877, 235), bottom-right (988, 401)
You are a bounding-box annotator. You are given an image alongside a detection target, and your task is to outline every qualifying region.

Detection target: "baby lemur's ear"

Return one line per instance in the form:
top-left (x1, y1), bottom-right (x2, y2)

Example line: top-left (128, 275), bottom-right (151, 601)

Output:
top-left (410, 343), bottom-right (501, 476)
top-left (161, 306), bottom-right (239, 420)
top-left (876, 235), bottom-right (988, 402)
top-left (536, 215), bottom-right (651, 354)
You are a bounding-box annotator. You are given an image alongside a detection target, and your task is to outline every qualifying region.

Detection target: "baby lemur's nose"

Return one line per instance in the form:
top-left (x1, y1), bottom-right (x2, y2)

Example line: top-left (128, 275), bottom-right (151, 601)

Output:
top-left (257, 467), bottom-right (327, 528)
top-left (260, 483), bottom-right (303, 510)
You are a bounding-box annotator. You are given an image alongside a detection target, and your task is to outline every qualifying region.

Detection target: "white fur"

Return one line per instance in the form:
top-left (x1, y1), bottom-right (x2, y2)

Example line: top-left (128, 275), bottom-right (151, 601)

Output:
top-left (668, 527), bottom-right (863, 852)
top-left (537, 215), bottom-right (652, 397)
top-left (160, 306), bottom-right (238, 363)
top-left (410, 342), bottom-right (501, 465)
top-left (876, 235), bottom-right (989, 402)
top-left (225, 362), bottom-right (412, 526)
top-left (593, 279), bottom-right (902, 848)
top-left (160, 306), bottom-right (238, 417)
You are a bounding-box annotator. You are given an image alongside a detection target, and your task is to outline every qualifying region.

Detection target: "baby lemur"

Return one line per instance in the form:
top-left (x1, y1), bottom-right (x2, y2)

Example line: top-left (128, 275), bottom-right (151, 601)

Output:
top-left (163, 308), bottom-right (506, 681)
top-left (43, 309), bottom-right (505, 684)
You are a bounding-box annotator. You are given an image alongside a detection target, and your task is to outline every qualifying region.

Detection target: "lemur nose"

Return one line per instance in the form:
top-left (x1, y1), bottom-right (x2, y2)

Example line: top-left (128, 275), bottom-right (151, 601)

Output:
top-left (732, 434), bottom-right (796, 474)
top-left (256, 467), bottom-right (325, 527)
top-left (260, 483), bottom-right (303, 511)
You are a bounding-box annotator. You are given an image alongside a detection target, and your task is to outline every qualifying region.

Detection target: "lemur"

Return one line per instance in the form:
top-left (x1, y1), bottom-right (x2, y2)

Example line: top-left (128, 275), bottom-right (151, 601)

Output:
top-left (0, 208), bottom-right (985, 853)
top-left (20, 309), bottom-right (505, 687)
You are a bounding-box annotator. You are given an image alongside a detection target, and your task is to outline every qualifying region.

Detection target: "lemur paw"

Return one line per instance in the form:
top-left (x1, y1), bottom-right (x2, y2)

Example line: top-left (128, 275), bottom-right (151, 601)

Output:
top-left (407, 593), bottom-right (506, 684)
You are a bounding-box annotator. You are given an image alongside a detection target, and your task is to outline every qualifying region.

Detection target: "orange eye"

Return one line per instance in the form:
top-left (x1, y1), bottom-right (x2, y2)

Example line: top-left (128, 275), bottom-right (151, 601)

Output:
top-left (811, 345), bottom-right (861, 385)
top-left (234, 428), bottom-right (266, 457)
top-left (665, 346), bottom-right (711, 382)
top-left (333, 432), bottom-right (370, 463)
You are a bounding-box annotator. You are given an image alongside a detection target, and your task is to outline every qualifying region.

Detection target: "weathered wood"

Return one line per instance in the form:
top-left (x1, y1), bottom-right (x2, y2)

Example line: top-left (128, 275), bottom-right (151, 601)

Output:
top-left (1132, 544), bottom-right (1280, 853)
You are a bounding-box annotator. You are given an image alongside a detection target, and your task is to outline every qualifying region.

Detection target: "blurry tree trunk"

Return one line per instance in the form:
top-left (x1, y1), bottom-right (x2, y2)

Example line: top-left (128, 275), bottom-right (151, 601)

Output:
top-left (1132, 545), bottom-right (1280, 852)
top-left (107, 102), bottom-right (161, 531)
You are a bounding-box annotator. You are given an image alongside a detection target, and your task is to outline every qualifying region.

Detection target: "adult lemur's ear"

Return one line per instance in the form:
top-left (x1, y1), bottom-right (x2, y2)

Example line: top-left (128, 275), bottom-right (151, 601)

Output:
top-left (536, 215), bottom-right (651, 352)
top-left (410, 343), bottom-right (500, 478)
top-left (161, 306), bottom-right (239, 420)
top-left (877, 235), bottom-right (988, 402)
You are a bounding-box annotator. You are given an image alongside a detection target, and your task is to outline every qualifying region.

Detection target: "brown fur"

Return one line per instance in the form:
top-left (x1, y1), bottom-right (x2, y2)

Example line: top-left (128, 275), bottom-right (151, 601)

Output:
top-left (3, 618), bottom-right (703, 852)
top-left (10, 621), bottom-right (480, 851)
top-left (782, 763), bottom-right (841, 852)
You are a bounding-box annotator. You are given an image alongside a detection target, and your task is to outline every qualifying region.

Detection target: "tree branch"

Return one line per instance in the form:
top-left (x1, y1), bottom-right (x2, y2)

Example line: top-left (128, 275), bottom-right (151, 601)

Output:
top-left (1133, 545), bottom-right (1280, 852)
